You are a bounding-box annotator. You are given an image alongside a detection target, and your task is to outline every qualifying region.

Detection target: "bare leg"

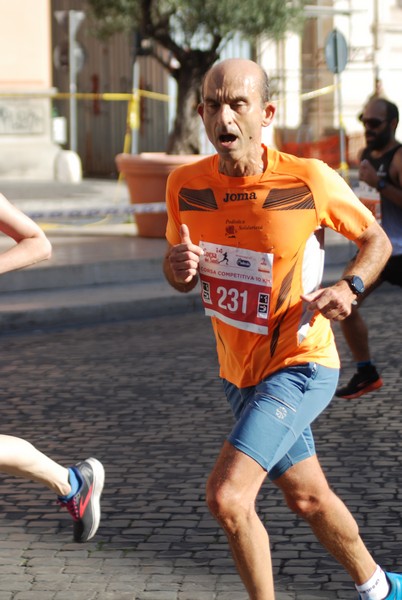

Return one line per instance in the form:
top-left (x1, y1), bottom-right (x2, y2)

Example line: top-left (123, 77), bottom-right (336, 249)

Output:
top-left (0, 435), bottom-right (71, 496)
top-left (338, 279), bottom-right (381, 363)
top-left (206, 441), bottom-right (274, 600)
top-left (339, 307), bottom-right (371, 363)
top-left (275, 455), bottom-right (376, 585)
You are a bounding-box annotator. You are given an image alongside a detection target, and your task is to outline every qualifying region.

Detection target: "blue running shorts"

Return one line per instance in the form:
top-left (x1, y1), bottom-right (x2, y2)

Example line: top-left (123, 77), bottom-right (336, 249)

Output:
top-left (223, 363), bottom-right (339, 480)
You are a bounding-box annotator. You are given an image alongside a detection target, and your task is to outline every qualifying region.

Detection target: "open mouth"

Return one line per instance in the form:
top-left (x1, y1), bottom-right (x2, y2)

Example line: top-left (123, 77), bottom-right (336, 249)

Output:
top-left (219, 133), bottom-right (237, 145)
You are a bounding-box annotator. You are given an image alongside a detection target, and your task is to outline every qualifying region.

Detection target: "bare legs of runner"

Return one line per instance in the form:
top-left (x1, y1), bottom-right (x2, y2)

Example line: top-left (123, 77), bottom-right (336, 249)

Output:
top-left (0, 434), bottom-right (71, 496)
top-left (207, 442), bottom-right (376, 600)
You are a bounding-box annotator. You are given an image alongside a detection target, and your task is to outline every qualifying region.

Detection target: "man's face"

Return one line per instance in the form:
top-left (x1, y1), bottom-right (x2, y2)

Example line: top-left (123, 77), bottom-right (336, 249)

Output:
top-left (360, 102), bottom-right (392, 151)
top-left (198, 64), bottom-right (273, 164)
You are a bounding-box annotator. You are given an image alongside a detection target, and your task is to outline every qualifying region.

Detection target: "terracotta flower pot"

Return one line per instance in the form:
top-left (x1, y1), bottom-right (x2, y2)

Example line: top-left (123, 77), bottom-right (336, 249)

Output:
top-left (115, 152), bottom-right (202, 238)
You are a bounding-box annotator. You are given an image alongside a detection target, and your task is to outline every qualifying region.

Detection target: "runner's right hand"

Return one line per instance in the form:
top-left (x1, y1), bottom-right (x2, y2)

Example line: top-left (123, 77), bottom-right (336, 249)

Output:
top-left (168, 224), bottom-right (204, 283)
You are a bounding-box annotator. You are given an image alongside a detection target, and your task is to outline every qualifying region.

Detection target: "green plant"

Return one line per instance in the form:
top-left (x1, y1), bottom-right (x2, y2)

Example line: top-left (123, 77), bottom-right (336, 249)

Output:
top-left (87, 0), bottom-right (305, 154)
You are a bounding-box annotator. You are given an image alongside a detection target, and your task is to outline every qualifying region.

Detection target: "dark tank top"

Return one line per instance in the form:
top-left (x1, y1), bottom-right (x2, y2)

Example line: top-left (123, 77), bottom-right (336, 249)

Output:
top-left (361, 144), bottom-right (402, 183)
top-left (361, 144), bottom-right (402, 254)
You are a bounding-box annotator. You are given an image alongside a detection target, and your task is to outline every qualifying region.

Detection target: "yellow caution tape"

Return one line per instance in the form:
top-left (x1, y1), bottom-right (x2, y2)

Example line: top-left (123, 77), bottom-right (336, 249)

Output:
top-left (300, 84), bottom-right (336, 102)
top-left (0, 90), bottom-right (170, 102)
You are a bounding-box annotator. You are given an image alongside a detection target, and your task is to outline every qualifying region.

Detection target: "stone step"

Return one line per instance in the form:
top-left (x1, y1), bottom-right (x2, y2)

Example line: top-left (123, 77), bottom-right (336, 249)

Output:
top-left (0, 256), bottom-right (164, 293)
top-left (0, 227), bottom-right (353, 294)
top-left (0, 280), bottom-right (202, 333)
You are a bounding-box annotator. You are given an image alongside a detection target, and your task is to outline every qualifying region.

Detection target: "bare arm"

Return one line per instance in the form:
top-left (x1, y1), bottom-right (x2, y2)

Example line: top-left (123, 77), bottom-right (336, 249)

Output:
top-left (301, 220), bottom-right (391, 321)
top-left (359, 151), bottom-right (402, 209)
top-left (344, 220), bottom-right (392, 286)
top-left (163, 224), bottom-right (204, 293)
top-left (0, 194), bottom-right (52, 274)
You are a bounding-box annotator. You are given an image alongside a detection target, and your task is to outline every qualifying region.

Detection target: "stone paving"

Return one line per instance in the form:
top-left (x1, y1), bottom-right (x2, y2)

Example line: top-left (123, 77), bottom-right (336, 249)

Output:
top-left (0, 283), bottom-right (400, 599)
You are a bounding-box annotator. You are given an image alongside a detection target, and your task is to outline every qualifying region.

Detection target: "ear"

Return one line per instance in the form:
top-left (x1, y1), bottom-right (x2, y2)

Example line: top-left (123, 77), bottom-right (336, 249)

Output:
top-left (197, 103), bottom-right (204, 119)
top-left (262, 102), bottom-right (276, 127)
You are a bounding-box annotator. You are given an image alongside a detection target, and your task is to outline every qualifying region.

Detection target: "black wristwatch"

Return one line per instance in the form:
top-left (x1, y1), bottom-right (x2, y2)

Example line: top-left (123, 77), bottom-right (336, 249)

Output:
top-left (376, 178), bottom-right (387, 192)
top-left (342, 275), bottom-right (365, 296)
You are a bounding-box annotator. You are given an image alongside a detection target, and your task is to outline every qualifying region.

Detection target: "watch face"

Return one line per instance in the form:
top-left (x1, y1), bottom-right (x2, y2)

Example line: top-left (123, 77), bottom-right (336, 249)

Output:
top-left (344, 275), bottom-right (365, 295)
top-left (351, 276), bottom-right (365, 294)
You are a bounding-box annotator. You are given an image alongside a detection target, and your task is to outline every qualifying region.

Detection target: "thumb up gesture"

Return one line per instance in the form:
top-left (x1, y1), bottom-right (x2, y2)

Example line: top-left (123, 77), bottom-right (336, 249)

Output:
top-left (167, 224), bottom-right (204, 284)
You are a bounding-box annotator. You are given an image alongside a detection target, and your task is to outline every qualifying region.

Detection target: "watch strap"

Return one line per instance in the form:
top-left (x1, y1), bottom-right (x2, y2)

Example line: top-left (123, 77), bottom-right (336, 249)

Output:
top-left (376, 178), bottom-right (387, 191)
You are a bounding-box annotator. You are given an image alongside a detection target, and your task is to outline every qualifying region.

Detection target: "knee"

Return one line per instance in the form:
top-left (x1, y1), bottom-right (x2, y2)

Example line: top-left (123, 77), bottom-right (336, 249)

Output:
top-left (206, 477), bottom-right (247, 531)
top-left (206, 476), bottom-right (234, 521)
top-left (283, 487), bottom-right (331, 520)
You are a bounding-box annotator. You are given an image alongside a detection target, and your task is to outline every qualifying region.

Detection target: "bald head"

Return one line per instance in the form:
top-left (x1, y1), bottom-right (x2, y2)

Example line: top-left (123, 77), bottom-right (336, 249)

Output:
top-left (202, 59), bottom-right (270, 106)
top-left (197, 57), bottom-right (276, 175)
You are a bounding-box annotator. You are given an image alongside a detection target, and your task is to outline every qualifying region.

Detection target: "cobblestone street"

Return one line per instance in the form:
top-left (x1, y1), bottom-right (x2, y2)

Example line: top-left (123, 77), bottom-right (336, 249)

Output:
top-left (0, 283), bottom-right (401, 600)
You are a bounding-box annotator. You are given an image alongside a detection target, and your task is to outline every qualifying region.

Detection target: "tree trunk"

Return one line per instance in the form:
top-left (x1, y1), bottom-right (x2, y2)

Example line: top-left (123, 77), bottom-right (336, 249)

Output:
top-left (166, 68), bottom-right (202, 154)
top-left (166, 52), bottom-right (217, 155)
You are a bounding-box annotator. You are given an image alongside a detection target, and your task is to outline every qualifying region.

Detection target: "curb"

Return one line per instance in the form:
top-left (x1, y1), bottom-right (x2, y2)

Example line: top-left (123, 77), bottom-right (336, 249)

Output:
top-left (0, 284), bottom-right (203, 333)
top-left (0, 266), bottom-right (343, 334)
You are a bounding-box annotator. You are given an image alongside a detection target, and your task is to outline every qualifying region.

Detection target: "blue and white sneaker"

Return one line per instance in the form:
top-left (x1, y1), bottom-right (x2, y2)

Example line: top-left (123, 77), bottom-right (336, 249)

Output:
top-left (384, 573), bottom-right (402, 600)
top-left (357, 572), bottom-right (402, 599)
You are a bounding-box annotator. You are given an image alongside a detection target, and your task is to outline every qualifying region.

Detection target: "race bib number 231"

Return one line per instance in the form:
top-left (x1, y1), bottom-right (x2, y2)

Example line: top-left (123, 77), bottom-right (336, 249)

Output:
top-left (199, 241), bottom-right (273, 335)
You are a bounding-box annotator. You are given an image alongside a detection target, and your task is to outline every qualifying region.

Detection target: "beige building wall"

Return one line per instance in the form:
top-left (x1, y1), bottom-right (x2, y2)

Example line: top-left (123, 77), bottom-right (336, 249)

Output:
top-left (0, 0), bottom-right (52, 89)
top-left (258, 0), bottom-right (402, 169)
top-left (0, 0), bottom-right (60, 179)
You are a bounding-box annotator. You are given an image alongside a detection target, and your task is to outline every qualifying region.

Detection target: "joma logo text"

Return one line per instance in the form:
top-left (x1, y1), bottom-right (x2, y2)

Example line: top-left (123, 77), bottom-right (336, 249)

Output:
top-left (223, 192), bottom-right (257, 202)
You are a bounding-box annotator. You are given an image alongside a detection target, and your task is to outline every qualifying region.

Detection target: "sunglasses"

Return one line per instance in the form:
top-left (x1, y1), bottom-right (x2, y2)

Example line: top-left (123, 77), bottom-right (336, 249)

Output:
top-left (358, 114), bottom-right (388, 129)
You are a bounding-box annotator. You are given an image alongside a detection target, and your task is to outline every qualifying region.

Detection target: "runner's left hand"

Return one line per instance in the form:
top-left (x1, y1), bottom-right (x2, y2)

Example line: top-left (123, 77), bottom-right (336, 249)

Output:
top-left (301, 283), bottom-right (356, 321)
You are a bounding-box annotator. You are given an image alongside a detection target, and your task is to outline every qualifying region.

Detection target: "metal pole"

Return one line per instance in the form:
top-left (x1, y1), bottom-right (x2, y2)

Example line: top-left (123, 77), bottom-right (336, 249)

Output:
top-left (131, 59), bottom-right (140, 154)
top-left (336, 72), bottom-right (348, 180)
top-left (68, 11), bottom-right (77, 152)
top-left (372, 0), bottom-right (382, 95)
top-left (68, 10), bottom-right (85, 153)
top-left (333, 30), bottom-right (348, 180)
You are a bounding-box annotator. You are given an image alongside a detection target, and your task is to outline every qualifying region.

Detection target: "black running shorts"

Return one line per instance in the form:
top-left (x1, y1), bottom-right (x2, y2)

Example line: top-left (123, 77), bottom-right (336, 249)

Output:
top-left (380, 254), bottom-right (402, 287)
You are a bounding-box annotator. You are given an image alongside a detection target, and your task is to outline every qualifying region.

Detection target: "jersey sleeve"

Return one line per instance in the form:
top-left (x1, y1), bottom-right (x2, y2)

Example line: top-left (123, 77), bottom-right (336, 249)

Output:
top-left (165, 170), bottom-right (183, 246)
top-left (309, 160), bottom-right (375, 241)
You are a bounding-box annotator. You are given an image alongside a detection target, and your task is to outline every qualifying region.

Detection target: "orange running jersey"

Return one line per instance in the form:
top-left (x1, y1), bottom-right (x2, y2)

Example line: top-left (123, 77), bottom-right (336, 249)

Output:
top-left (166, 146), bottom-right (375, 388)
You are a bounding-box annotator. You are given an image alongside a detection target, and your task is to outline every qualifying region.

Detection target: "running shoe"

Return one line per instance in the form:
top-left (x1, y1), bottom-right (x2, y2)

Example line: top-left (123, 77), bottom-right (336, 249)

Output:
top-left (58, 457), bottom-right (105, 542)
top-left (335, 368), bottom-right (383, 399)
top-left (384, 573), bottom-right (402, 599)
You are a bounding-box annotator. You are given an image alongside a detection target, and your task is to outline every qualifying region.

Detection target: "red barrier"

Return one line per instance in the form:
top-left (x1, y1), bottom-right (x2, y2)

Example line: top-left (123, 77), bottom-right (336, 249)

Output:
top-left (279, 132), bottom-right (364, 169)
top-left (280, 135), bottom-right (341, 169)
